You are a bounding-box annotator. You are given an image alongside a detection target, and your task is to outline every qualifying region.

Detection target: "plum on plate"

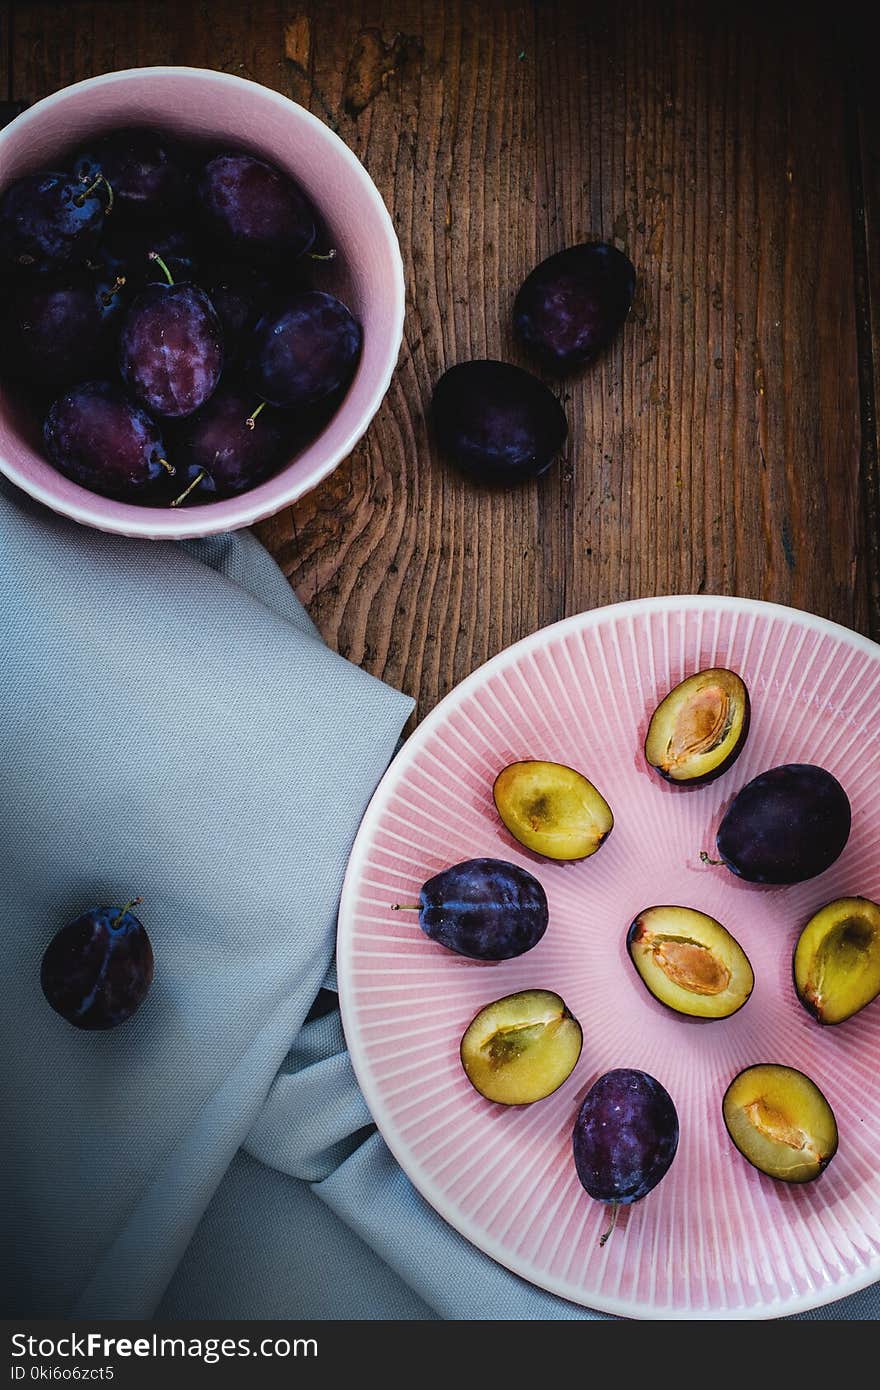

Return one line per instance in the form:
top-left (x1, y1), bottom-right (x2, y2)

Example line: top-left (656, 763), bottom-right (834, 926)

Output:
top-left (644, 667), bottom-right (750, 785)
top-left (431, 359), bottom-right (568, 484)
top-left (43, 381), bottom-right (174, 502)
top-left (627, 905), bottom-right (753, 1019)
top-left (513, 242), bottom-right (635, 374)
top-left (395, 857), bottom-right (549, 961)
top-left (119, 255), bottom-right (223, 418)
top-left (715, 764), bottom-right (851, 884)
top-left (40, 899), bottom-right (154, 1030)
top-left (0, 169), bottom-right (108, 274)
top-left (246, 290), bottom-right (362, 409)
top-left (197, 152), bottom-right (316, 265)
top-left (492, 760), bottom-right (613, 861)
top-left (793, 897), bottom-right (880, 1025)
top-left (573, 1068), bottom-right (679, 1245)
top-left (722, 1064), bottom-right (838, 1182)
top-left (460, 989), bottom-right (582, 1104)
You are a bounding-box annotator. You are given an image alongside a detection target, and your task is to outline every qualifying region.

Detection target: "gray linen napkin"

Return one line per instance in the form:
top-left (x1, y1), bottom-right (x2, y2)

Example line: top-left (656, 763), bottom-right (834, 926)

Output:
top-left (0, 478), bottom-right (413, 1319)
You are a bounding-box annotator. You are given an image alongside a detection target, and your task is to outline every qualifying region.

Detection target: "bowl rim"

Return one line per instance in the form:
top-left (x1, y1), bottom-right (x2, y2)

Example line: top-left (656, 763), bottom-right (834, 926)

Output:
top-left (0, 66), bottom-right (406, 539)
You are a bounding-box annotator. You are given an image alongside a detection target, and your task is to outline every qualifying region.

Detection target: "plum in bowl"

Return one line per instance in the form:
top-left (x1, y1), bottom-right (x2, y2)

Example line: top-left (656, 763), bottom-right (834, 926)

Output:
top-left (0, 67), bottom-right (404, 539)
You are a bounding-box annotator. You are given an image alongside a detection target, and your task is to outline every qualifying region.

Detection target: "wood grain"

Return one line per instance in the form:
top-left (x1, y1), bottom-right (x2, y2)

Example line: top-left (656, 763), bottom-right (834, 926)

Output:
top-left (7, 0), bottom-right (874, 728)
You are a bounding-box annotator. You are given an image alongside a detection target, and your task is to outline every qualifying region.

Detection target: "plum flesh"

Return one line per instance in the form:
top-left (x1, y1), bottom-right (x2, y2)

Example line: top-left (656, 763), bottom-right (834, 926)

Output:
top-left (40, 901), bottom-right (154, 1030)
top-left (493, 760), bottom-right (613, 861)
top-left (645, 667), bottom-right (750, 785)
top-left (513, 242), bottom-right (635, 374)
top-left (793, 897), bottom-right (880, 1025)
top-left (410, 858), bottom-right (548, 961)
top-left (627, 905), bottom-right (753, 1019)
top-left (722, 1064), bottom-right (838, 1182)
top-left (573, 1069), bottom-right (678, 1241)
top-left (460, 989), bottom-right (582, 1104)
top-left (715, 764), bottom-right (851, 884)
top-left (431, 360), bottom-right (568, 484)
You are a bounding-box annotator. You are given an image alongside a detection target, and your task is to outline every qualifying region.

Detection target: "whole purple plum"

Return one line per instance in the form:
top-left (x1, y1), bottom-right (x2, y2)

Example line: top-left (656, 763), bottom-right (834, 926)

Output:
top-left (715, 764), bottom-right (851, 884)
top-left (431, 360), bottom-right (568, 484)
top-left (2, 272), bottom-right (113, 386)
top-left (169, 384), bottom-right (289, 503)
top-left (407, 858), bottom-right (549, 961)
top-left (74, 127), bottom-right (190, 220)
top-left (119, 268), bottom-right (223, 418)
top-left (573, 1069), bottom-right (679, 1243)
top-left (0, 169), bottom-right (108, 274)
top-left (246, 291), bottom-right (362, 409)
top-left (40, 900), bottom-right (154, 1030)
top-left (514, 242), bottom-right (635, 374)
top-left (43, 381), bottom-right (173, 503)
top-left (197, 153), bottom-right (316, 265)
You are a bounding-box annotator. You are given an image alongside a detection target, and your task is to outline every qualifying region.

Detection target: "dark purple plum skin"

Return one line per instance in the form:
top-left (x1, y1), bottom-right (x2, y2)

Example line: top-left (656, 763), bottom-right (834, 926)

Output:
top-left (43, 381), bottom-right (171, 503)
top-left (204, 263), bottom-right (272, 365)
top-left (431, 360), bottom-right (568, 484)
top-left (0, 170), bottom-right (106, 274)
top-left (716, 763), bottom-right (851, 884)
top-left (1, 272), bottom-right (112, 387)
top-left (246, 290), bottom-right (362, 409)
top-left (120, 282), bottom-right (224, 418)
top-left (417, 857), bottom-right (548, 961)
top-left (74, 127), bottom-right (190, 221)
top-left (573, 1069), bottom-right (679, 1204)
top-left (514, 242), bottom-right (636, 374)
top-left (197, 153), bottom-right (316, 265)
top-left (40, 905), bottom-right (154, 1030)
top-left (170, 384), bottom-right (289, 500)
top-left (103, 220), bottom-right (199, 290)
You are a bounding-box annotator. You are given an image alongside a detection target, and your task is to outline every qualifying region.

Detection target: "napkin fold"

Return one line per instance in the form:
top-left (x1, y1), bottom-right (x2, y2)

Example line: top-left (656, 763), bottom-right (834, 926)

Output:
top-left (2, 478), bottom-right (877, 1321)
top-left (0, 479), bottom-right (411, 1319)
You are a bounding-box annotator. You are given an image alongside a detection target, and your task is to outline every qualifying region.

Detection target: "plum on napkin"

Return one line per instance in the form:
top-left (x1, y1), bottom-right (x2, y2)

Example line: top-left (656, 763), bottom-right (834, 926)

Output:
top-left (0, 479), bottom-right (412, 1318)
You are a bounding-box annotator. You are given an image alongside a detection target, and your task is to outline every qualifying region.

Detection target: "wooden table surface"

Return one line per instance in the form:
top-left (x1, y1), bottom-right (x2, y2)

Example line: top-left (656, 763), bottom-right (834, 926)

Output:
top-left (3, 0), bottom-right (878, 730)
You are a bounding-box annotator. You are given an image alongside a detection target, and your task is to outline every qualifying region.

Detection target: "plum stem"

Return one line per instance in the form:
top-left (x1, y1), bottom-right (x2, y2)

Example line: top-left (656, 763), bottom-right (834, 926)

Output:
top-left (100, 273), bottom-right (126, 306)
top-left (598, 1203), bottom-right (619, 1248)
top-left (112, 897), bottom-right (143, 928)
top-left (170, 470), bottom-right (207, 508)
top-left (700, 851), bottom-right (724, 867)
top-left (246, 401), bottom-right (267, 430)
top-left (75, 173), bottom-right (113, 211)
top-left (155, 456), bottom-right (175, 477)
top-left (148, 251), bottom-right (175, 286)
top-left (309, 248), bottom-right (337, 262)
top-left (391, 904), bottom-right (421, 912)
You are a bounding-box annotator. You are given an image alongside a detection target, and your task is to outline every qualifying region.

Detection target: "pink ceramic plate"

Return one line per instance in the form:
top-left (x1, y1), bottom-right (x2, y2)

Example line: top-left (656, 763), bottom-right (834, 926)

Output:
top-left (337, 596), bottom-right (880, 1319)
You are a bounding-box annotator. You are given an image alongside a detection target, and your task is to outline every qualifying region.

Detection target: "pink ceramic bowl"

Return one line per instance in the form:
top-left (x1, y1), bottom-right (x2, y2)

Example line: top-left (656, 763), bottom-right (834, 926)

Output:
top-left (0, 67), bottom-right (405, 539)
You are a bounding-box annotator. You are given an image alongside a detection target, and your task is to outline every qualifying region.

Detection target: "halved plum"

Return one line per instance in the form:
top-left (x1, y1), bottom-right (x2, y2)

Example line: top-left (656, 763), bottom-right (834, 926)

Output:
top-left (460, 989), bottom-right (583, 1104)
top-left (794, 897), bottom-right (880, 1025)
top-left (493, 760), bottom-right (613, 861)
top-left (715, 764), bottom-right (851, 884)
top-left (644, 668), bottom-right (750, 785)
top-left (722, 1064), bottom-right (838, 1183)
top-left (627, 906), bottom-right (753, 1019)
